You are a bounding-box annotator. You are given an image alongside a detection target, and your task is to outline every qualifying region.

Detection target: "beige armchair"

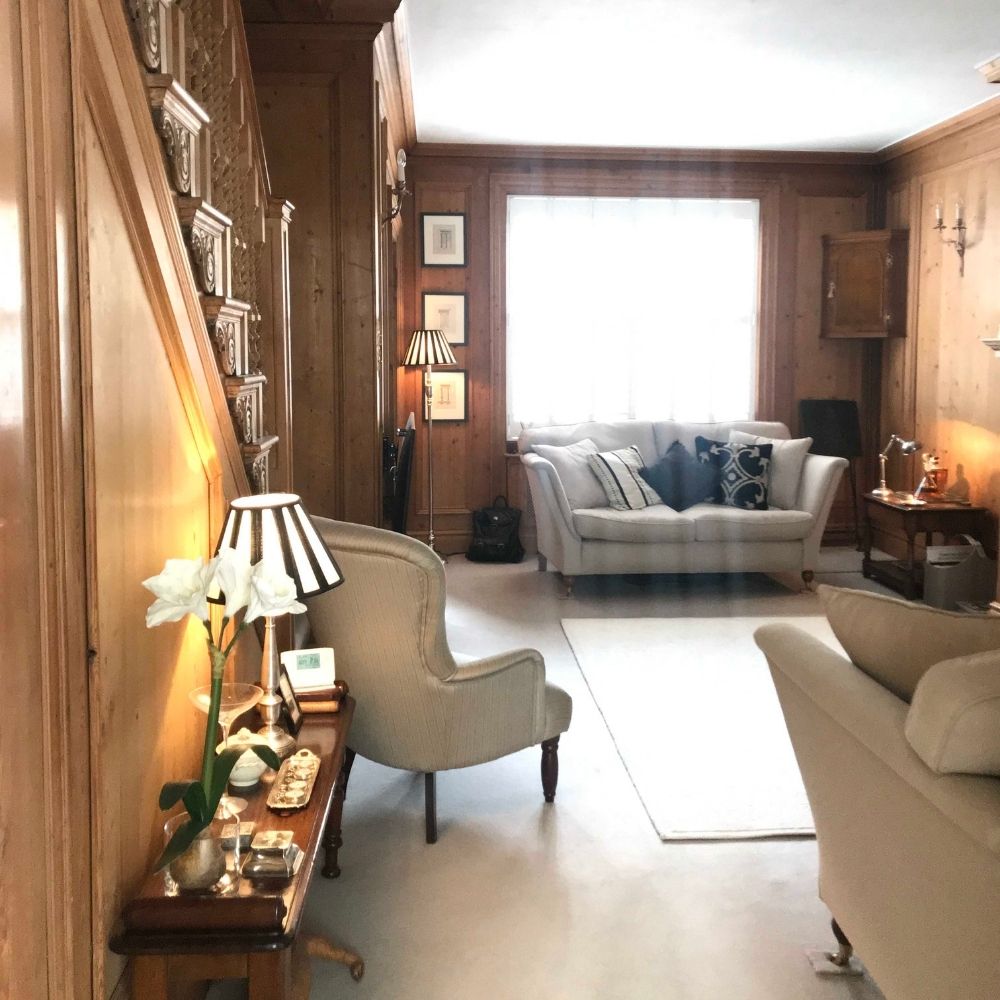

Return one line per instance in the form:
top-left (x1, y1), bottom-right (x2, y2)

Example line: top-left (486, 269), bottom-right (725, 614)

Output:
top-left (307, 517), bottom-right (573, 842)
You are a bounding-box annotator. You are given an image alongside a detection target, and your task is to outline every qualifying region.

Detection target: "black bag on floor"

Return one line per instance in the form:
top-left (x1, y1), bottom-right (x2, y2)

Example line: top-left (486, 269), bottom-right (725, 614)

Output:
top-left (467, 496), bottom-right (524, 563)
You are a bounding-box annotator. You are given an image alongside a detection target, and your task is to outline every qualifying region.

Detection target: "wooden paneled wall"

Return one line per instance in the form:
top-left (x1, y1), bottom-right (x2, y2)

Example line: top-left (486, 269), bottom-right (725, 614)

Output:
top-left (399, 148), bottom-right (878, 552)
top-left (880, 97), bottom-right (1000, 566)
top-left (246, 18), bottom-right (408, 527)
top-left (1, 0), bottom-right (263, 996)
top-left (77, 2), bottom-right (261, 996)
top-left (1, 1), bottom-right (92, 997)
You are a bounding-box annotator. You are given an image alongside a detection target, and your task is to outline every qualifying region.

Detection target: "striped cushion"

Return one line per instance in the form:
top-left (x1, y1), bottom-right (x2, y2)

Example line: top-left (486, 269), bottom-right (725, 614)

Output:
top-left (587, 446), bottom-right (662, 511)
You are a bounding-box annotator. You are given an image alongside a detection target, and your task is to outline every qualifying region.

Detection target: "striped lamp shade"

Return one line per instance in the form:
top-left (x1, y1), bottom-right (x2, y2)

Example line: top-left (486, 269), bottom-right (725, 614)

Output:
top-left (210, 492), bottom-right (343, 603)
top-left (403, 328), bottom-right (456, 367)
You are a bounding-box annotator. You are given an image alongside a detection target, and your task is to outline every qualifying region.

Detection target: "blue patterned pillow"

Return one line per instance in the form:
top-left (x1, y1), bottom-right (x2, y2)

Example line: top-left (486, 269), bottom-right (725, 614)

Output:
top-left (695, 436), bottom-right (772, 510)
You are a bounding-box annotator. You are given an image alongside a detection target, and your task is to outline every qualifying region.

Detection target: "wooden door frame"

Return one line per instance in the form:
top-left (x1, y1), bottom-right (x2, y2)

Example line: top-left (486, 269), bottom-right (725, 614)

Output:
top-left (12, 0), bottom-right (95, 995)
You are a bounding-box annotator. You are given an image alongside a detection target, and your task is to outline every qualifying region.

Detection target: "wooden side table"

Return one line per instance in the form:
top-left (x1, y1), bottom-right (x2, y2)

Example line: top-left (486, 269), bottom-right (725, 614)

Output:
top-left (862, 494), bottom-right (988, 599)
top-left (110, 701), bottom-right (358, 1000)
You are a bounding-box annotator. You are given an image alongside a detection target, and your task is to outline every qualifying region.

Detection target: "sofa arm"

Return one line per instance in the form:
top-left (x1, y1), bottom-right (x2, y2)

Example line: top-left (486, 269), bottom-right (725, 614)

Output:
top-left (521, 454), bottom-right (579, 534)
top-left (796, 453), bottom-right (847, 570)
top-left (755, 623), bottom-right (1000, 856)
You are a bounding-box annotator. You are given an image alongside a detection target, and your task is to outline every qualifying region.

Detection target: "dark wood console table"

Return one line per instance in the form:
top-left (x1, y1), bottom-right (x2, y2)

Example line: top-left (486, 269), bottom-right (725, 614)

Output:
top-left (111, 700), bottom-right (357, 1000)
top-left (862, 494), bottom-right (988, 599)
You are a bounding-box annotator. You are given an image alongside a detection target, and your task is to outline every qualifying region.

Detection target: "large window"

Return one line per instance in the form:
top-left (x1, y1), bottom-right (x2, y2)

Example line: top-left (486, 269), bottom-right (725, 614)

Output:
top-left (506, 195), bottom-right (760, 432)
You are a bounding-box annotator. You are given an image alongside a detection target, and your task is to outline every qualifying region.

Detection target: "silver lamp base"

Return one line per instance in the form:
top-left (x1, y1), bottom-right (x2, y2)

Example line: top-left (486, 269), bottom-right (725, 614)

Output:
top-left (870, 486), bottom-right (894, 498)
top-left (257, 722), bottom-right (297, 759)
top-left (258, 615), bottom-right (297, 759)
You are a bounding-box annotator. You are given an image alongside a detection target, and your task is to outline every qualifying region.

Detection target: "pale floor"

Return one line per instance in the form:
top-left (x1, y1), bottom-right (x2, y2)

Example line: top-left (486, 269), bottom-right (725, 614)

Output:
top-left (215, 549), bottom-right (893, 1000)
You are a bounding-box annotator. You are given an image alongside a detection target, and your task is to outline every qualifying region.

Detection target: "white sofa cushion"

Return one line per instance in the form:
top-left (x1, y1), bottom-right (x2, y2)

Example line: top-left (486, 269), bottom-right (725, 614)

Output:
top-left (520, 421), bottom-right (658, 466)
top-left (684, 503), bottom-right (813, 542)
top-left (729, 430), bottom-right (813, 510)
top-left (532, 439), bottom-right (607, 511)
top-left (819, 584), bottom-right (1000, 701)
top-left (587, 446), bottom-right (661, 511)
top-left (905, 648), bottom-right (1000, 775)
top-left (572, 506), bottom-right (695, 543)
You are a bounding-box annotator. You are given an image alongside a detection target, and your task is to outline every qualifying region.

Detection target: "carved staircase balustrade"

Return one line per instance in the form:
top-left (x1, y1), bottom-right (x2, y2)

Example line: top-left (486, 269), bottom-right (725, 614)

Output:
top-left (124, 0), bottom-right (291, 494)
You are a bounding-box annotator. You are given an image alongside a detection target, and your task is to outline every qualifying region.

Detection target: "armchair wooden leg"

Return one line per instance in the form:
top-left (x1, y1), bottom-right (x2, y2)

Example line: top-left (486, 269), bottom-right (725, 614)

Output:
top-left (424, 772), bottom-right (438, 844)
top-left (560, 574), bottom-right (575, 599)
top-left (541, 736), bottom-right (560, 803)
top-left (537, 554), bottom-right (547, 572)
top-left (802, 569), bottom-right (815, 591)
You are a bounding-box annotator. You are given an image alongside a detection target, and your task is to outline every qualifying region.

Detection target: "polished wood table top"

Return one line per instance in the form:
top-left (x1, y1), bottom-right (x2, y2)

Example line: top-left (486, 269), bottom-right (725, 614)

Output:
top-left (111, 699), bottom-right (354, 956)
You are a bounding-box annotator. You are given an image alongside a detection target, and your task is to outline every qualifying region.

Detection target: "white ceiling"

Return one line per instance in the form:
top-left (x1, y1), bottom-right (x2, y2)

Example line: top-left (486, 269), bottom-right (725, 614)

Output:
top-left (404, 0), bottom-right (1000, 152)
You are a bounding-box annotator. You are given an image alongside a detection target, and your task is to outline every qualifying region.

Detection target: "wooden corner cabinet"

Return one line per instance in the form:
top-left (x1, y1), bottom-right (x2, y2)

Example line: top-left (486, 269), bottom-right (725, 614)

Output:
top-left (821, 229), bottom-right (908, 339)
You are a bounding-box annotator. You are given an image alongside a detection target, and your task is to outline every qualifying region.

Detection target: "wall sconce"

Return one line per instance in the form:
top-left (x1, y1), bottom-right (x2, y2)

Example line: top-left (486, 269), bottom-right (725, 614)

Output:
top-left (932, 202), bottom-right (966, 276)
top-left (383, 149), bottom-right (409, 224)
top-left (872, 434), bottom-right (922, 499)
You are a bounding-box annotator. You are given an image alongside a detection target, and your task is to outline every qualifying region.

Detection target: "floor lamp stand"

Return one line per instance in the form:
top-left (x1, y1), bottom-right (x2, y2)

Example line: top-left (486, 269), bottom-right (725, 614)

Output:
top-left (424, 364), bottom-right (446, 562)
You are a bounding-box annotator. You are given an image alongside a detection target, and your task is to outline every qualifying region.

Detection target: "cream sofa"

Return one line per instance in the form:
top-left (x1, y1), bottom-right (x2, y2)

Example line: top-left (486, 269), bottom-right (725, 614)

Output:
top-left (519, 420), bottom-right (846, 593)
top-left (756, 588), bottom-right (1000, 1000)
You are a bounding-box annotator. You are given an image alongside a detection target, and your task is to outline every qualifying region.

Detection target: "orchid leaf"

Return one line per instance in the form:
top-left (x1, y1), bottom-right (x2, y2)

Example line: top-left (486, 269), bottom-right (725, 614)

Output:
top-left (153, 816), bottom-right (207, 873)
top-left (206, 748), bottom-right (247, 819)
top-left (159, 780), bottom-right (198, 811)
top-left (181, 782), bottom-right (209, 825)
top-left (250, 744), bottom-right (281, 770)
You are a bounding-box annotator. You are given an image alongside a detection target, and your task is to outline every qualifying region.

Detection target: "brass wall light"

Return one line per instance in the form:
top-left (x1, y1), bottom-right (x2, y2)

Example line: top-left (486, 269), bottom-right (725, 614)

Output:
top-left (384, 149), bottom-right (409, 224)
top-left (932, 202), bottom-right (967, 276)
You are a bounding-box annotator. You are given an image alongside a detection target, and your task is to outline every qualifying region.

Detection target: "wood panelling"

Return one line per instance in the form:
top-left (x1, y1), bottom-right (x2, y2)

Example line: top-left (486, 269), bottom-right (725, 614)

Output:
top-left (881, 108), bottom-right (1000, 568)
top-left (1, 0), bottom-right (91, 996)
top-left (82, 110), bottom-right (220, 994)
top-left (76, 1), bottom-right (260, 995)
top-left (256, 77), bottom-right (340, 516)
top-left (401, 150), bottom-right (876, 552)
top-left (248, 23), bottom-right (397, 526)
top-left (792, 195), bottom-right (881, 534)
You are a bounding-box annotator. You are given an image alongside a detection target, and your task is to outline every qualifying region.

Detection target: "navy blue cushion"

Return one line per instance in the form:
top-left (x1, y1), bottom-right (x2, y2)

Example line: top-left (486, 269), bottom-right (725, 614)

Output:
top-left (694, 436), bottom-right (772, 510)
top-left (640, 441), bottom-right (719, 512)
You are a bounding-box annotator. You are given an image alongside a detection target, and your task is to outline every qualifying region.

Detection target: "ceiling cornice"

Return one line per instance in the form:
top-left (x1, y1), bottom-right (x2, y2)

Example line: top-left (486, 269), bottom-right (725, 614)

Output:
top-left (410, 142), bottom-right (879, 168)
top-left (877, 93), bottom-right (1000, 165)
top-left (241, 0), bottom-right (402, 24)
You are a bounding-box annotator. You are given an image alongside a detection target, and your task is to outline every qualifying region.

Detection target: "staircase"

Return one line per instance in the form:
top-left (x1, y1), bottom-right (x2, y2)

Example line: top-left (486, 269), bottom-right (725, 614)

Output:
top-left (124, 0), bottom-right (288, 493)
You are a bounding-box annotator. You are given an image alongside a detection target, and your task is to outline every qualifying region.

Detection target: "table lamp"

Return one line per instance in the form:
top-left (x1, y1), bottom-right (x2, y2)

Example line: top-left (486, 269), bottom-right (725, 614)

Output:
top-left (403, 329), bottom-right (457, 557)
top-left (211, 492), bottom-right (343, 757)
top-left (872, 434), bottom-right (922, 499)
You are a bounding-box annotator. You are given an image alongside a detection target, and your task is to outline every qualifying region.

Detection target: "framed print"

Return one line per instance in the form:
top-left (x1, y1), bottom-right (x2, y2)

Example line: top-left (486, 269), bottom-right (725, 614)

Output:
top-left (425, 369), bottom-right (467, 422)
top-left (422, 291), bottom-right (467, 346)
top-left (421, 213), bottom-right (466, 267)
top-left (278, 665), bottom-right (304, 735)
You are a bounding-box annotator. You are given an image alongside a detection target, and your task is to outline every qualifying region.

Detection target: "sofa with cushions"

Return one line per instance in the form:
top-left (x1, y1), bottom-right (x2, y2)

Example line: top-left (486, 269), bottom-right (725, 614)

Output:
top-left (518, 419), bottom-right (846, 593)
top-left (756, 586), bottom-right (1000, 1000)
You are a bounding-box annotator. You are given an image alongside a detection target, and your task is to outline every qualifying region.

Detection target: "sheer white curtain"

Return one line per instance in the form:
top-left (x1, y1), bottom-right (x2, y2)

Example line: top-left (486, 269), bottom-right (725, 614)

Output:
top-left (506, 195), bottom-right (760, 433)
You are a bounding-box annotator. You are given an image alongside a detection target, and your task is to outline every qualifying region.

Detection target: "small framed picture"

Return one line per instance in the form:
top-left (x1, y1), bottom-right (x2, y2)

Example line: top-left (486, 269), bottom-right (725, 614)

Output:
top-left (425, 369), bottom-right (467, 422)
top-left (421, 213), bottom-right (466, 267)
top-left (278, 666), bottom-right (303, 735)
top-left (422, 291), bottom-right (467, 345)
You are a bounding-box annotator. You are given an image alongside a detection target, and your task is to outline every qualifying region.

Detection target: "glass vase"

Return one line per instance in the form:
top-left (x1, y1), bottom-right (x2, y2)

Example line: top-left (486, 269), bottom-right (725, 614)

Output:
top-left (162, 814), bottom-right (240, 896)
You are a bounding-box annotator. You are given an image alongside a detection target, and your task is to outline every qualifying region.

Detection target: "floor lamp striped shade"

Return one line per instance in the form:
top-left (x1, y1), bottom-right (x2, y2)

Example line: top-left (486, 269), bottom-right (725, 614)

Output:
top-left (403, 329), bottom-right (456, 556)
top-left (403, 329), bottom-right (456, 367)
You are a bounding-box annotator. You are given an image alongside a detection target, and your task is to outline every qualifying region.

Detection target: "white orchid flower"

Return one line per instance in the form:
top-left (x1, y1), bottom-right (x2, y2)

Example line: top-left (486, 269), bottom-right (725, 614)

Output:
top-left (142, 556), bottom-right (217, 627)
top-left (245, 561), bottom-right (306, 622)
top-left (213, 547), bottom-right (254, 619)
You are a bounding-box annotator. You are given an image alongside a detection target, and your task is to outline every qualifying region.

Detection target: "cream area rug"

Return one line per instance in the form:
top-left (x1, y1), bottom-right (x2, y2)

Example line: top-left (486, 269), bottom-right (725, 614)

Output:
top-left (562, 615), bottom-right (845, 841)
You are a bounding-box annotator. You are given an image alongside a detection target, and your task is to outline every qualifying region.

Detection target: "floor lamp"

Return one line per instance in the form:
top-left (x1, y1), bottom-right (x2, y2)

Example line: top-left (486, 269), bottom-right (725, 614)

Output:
top-left (403, 329), bottom-right (456, 557)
